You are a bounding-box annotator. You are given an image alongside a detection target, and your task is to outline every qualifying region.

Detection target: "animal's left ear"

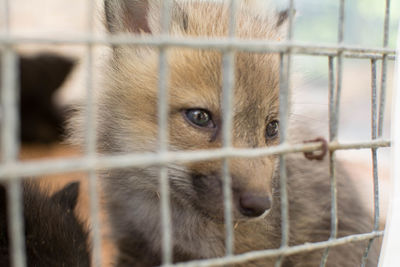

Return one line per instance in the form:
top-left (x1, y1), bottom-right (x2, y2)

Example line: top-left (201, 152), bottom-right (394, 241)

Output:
top-left (51, 182), bottom-right (80, 211)
top-left (276, 9), bottom-right (295, 28)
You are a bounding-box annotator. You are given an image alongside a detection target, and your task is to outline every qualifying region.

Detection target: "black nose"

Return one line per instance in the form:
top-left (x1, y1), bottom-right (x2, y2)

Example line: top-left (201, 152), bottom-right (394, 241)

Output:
top-left (239, 193), bottom-right (271, 217)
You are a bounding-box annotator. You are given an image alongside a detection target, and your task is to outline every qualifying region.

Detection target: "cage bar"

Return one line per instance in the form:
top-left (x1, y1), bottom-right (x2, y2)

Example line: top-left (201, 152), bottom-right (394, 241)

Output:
top-left (1, 1), bottom-right (26, 264)
top-left (172, 231), bottom-right (383, 267)
top-left (360, 58), bottom-right (380, 266)
top-left (0, 0), bottom-right (393, 266)
top-left (0, 35), bottom-right (395, 59)
top-left (158, 0), bottom-right (173, 264)
top-left (320, 0), bottom-right (346, 265)
top-left (84, 0), bottom-right (102, 266)
top-left (275, 0), bottom-right (295, 266)
top-left (220, 0), bottom-right (239, 256)
top-left (379, 22), bottom-right (400, 267)
top-left (1, 43), bottom-right (26, 267)
top-left (378, 0), bottom-right (391, 137)
top-left (0, 140), bottom-right (390, 180)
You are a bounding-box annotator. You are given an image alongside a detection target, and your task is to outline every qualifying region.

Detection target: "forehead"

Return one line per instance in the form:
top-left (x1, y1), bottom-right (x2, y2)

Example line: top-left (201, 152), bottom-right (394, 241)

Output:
top-left (111, 0), bottom-right (282, 117)
top-left (167, 1), bottom-right (281, 111)
top-left (168, 48), bottom-right (280, 116)
top-left (176, 1), bottom-right (280, 40)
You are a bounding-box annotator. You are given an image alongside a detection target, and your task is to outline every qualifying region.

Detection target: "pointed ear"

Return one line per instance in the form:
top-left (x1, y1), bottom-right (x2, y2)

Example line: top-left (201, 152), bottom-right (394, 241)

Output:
top-left (20, 53), bottom-right (75, 96)
top-left (276, 9), bottom-right (295, 28)
top-left (51, 182), bottom-right (80, 211)
top-left (0, 184), bottom-right (6, 215)
top-left (104, 0), bottom-right (153, 34)
top-left (104, 0), bottom-right (189, 35)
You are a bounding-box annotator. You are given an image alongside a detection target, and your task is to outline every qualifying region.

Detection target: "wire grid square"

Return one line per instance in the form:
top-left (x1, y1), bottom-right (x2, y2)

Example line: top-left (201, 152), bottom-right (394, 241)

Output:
top-left (0, 0), bottom-right (395, 266)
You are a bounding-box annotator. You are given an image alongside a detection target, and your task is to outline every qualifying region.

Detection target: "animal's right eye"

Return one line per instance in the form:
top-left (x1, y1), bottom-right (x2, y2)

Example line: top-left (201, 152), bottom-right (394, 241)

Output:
top-left (184, 109), bottom-right (216, 129)
top-left (265, 120), bottom-right (279, 141)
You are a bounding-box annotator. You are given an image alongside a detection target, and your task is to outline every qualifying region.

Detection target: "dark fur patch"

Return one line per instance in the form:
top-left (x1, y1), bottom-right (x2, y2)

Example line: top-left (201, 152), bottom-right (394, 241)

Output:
top-left (0, 182), bottom-right (90, 267)
top-left (19, 53), bottom-right (75, 143)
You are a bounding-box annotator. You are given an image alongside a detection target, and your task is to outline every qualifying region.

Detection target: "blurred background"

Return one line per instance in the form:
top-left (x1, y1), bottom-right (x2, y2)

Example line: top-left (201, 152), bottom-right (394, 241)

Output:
top-left (0, 0), bottom-right (398, 265)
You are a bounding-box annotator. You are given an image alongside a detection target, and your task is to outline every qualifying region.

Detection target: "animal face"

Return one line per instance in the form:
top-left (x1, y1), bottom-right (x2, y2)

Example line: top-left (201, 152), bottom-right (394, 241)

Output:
top-left (98, 0), bottom-right (287, 222)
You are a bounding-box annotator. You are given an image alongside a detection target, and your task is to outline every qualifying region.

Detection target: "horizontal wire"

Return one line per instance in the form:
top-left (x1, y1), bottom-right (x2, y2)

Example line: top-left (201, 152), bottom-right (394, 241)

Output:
top-left (0, 35), bottom-right (395, 59)
top-left (171, 231), bottom-right (384, 267)
top-left (0, 139), bottom-right (390, 179)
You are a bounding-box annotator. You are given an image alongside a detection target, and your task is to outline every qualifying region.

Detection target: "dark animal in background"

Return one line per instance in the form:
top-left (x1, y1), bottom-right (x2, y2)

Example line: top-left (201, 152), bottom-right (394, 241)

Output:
top-left (19, 54), bottom-right (75, 143)
top-left (0, 182), bottom-right (90, 267)
top-left (1, 52), bottom-right (75, 144)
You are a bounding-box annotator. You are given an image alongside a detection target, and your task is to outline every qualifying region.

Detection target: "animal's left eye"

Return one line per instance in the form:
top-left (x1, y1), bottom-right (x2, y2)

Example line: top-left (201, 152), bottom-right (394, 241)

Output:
top-left (265, 120), bottom-right (279, 141)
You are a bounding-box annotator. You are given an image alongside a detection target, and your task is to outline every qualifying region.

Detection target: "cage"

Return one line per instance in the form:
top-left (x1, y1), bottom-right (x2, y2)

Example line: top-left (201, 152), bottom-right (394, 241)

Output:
top-left (0, 0), bottom-right (398, 266)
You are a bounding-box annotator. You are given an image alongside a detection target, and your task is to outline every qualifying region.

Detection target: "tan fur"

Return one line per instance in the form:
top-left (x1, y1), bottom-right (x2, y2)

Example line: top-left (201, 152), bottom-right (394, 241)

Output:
top-left (71, 0), bottom-right (380, 266)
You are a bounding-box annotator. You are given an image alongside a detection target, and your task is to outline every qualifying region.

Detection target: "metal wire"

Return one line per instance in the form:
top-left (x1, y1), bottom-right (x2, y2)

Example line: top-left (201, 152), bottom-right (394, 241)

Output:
top-left (361, 58), bottom-right (380, 267)
top-left (1, 0), bottom-right (27, 264)
top-left (1, 48), bottom-right (26, 267)
top-left (379, 22), bottom-right (400, 267)
top-left (363, 0), bottom-right (392, 262)
top-left (158, 0), bottom-right (173, 264)
top-left (172, 231), bottom-right (383, 267)
top-left (320, 0), bottom-right (345, 264)
top-left (378, 0), bottom-right (391, 137)
top-left (275, 2), bottom-right (295, 266)
top-left (0, 140), bottom-right (390, 179)
top-left (84, 1), bottom-right (102, 266)
top-left (221, 0), bottom-right (238, 256)
top-left (1, 0), bottom-right (9, 34)
top-left (0, 35), bottom-right (395, 59)
top-left (275, 52), bottom-right (290, 267)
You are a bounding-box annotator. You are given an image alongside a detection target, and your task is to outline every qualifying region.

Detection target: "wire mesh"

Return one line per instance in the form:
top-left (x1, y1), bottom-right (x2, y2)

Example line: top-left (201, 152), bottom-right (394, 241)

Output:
top-left (0, 0), bottom-right (396, 266)
top-left (84, 0), bottom-right (102, 265)
top-left (158, 0), bottom-right (173, 264)
top-left (1, 0), bottom-right (26, 265)
top-left (379, 21), bottom-right (400, 267)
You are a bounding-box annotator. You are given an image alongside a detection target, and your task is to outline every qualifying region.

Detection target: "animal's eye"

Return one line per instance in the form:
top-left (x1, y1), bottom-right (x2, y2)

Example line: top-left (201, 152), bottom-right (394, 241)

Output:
top-left (184, 109), bottom-right (215, 128)
top-left (265, 120), bottom-right (279, 141)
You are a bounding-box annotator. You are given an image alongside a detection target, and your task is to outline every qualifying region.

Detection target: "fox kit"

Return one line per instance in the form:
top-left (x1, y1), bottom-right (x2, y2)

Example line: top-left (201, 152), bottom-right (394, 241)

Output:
top-left (0, 182), bottom-right (90, 266)
top-left (72, 0), bottom-right (380, 266)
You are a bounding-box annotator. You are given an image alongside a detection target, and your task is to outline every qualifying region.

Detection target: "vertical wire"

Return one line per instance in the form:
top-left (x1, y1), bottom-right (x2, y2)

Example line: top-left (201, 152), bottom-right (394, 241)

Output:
top-left (221, 0), bottom-right (238, 256)
top-left (159, 0), bottom-right (172, 265)
top-left (1, 38), bottom-right (26, 267)
top-left (1, 0), bottom-right (9, 34)
top-left (377, 22), bottom-right (400, 267)
top-left (320, 0), bottom-right (345, 264)
top-left (222, 51), bottom-right (235, 256)
top-left (1, 2), bottom-right (26, 266)
top-left (319, 59), bottom-right (338, 267)
top-left (362, 1), bottom-right (390, 264)
top-left (275, 1), bottom-right (294, 266)
top-left (85, 0), bottom-right (102, 266)
top-left (332, 0), bottom-right (345, 234)
top-left (2, 49), bottom-right (26, 267)
top-left (370, 16), bottom-right (389, 264)
top-left (319, 57), bottom-right (337, 267)
top-left (327, 57), bottom-right (336, 142)
top-left (277, 52), bottom-right (290, 246)
top-left (378, 0), bottom-right (391, 137)
top-left (361, 59), bottom-right (380, 266)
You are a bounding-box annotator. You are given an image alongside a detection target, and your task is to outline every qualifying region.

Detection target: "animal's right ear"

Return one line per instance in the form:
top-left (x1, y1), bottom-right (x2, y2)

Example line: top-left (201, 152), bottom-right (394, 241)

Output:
top-left (0, 184), bottom-right (6, 216)
top-left (104, 0), bottom-right (153, 34)
top-left (274, 8), bottom-right (295, 39)
top-left (276, 9), bottom-right (289, 28)
top-left (51, 182), bottom-right (80, 211)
